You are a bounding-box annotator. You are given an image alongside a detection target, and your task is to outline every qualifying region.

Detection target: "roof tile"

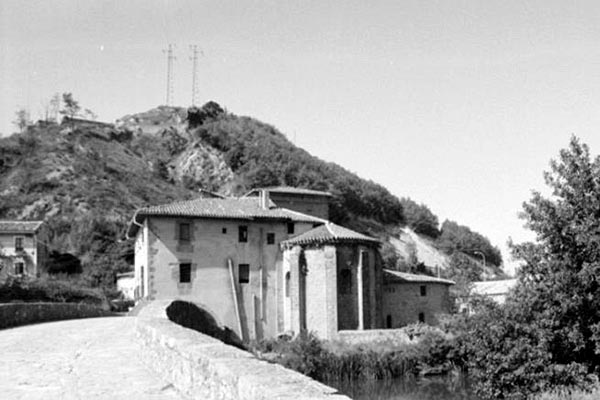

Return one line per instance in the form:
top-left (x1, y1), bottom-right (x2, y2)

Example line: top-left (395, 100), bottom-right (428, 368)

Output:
top-left (0, 221), bottom-right (44, 233)
top-left (282, 223), bottom-right (380, 247)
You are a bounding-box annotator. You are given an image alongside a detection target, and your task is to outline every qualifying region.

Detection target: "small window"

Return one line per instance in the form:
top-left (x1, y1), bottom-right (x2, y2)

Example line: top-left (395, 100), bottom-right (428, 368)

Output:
top-left (420, 285), bottom-right (427, 297)
top-left (287, 222), bottom-right (295, 234)
top-left (14, 237), bottom-right (24, 251)
top-left (340, 269), bottom-right (352, 295)
top-left (14, 262), bottom-right (24, 275)
top-left (267, 233), bottom-right (275, 245)
top-left (179, 223), bottom-right (191, 243)
top-left (222, 227), bottom-right (227, 234)
top-left (285, 271), bottom-right (290, 297)
top-left (238, 226), bottom-right (248, 243)
top-left (239, 264), bottom-right (250, 284)
top-left (418, 312), bottom-right (425, 323)
top-left (386, 315), bottom-right (392, 329)
top-left (179, 263), bottom-right (191, 283)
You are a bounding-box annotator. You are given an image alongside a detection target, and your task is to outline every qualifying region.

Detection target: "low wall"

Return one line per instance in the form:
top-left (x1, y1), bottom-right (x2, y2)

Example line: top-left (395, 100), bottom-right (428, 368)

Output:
top-left (337, 329), bottom-right (415, 346)
top-left (0, 302), bottom-right (115, 329)
top-left (136, 300), bottom-right (351, 400)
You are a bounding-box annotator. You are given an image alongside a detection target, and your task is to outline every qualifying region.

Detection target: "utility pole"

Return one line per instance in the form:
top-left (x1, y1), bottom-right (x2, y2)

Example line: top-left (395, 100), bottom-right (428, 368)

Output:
top-left (163, 44), bottom-right (176, 106)
top-left (189, 45), bottom-right (199, 107)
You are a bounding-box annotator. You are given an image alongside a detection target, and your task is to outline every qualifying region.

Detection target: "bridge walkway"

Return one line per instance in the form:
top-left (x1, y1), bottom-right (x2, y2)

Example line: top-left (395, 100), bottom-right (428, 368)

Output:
top-left (0, 316), bottom-right (182, 400)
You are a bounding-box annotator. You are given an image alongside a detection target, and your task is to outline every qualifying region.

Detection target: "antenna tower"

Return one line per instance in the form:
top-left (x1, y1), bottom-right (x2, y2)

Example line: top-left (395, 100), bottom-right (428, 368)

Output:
top-left (190, 45), bottom-right (200, 106)
top-left (163, 44), bottom-right (176, 106)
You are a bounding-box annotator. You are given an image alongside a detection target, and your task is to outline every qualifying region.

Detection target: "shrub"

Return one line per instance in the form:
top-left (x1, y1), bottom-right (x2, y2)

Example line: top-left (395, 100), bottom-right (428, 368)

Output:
top-left (0, 275), bottom-right (106, 306)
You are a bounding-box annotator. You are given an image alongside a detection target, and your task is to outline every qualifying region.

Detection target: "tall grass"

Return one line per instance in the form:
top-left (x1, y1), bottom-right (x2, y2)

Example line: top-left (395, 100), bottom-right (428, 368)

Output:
top-left (251, 325), bottom-right (461, 383)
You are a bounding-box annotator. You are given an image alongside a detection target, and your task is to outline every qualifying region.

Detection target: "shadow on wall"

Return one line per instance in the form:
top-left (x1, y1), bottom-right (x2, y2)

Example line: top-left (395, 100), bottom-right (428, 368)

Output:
top-left (166, 300), bottom-right (246, 350)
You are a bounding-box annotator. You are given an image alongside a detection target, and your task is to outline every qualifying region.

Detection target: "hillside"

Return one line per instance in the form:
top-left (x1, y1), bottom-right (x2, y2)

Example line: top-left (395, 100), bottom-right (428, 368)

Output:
top-left (0, 102), bottom-right (503, 289)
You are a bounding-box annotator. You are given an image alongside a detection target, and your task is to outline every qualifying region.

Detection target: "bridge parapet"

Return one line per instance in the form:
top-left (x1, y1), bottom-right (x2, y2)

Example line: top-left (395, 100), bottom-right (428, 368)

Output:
top-left (135, 299), bottom-right (350, 400)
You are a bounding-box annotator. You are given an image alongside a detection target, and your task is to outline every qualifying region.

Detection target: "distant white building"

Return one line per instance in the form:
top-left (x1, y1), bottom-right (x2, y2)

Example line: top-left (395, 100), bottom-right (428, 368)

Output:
top-left (116, 271), bottom-right (135, 300)
top-left (471, 279), bottom-right (518, 304)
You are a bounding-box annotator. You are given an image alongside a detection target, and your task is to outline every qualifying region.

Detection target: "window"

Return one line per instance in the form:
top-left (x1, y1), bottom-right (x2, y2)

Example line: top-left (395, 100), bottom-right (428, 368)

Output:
top-left (287, 222), bottom-right (295, 234)
top-left (418, 312), bottom-right (425, 323)
top-left (14, 262), bottom-right (24, 275)
top-left (14, 237), bottom-right (24, 251)
top-left (267, 232), bottom-right (275, 245)
top-left (239, 264), bottom-right (249, 284)
top-left (340, 269), bottom-right (352, 295)
top-left (179, 263), bottom-right (191, 283)
top-left (179, 222), bottom-right (191, 243)
top-left (222, 227), bottom-right (227, 234)
top-left (238, 226), bottom-right (248, 243)
top-left (386, 315), bottom-right (392, 329)
top-left (285, 271), bottom-right (290, 297)
top-left (420, 285), bottom-right (427, 297)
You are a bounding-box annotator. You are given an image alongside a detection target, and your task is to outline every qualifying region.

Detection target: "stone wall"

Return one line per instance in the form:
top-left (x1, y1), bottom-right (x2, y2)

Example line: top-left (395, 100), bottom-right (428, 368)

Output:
top-left (0, 302), bottom-right (114, 329)
top-left (136, 300), bottom-right (350, 400)
top-left (336, 328), bottom-right (415, 346)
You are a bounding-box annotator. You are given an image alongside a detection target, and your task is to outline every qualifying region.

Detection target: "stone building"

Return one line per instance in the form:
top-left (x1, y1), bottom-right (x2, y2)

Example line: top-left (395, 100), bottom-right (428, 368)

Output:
top-left (244, 187), bottom-right (332, 220)
top-left (0, 221), bottom-right (47, 282)
top-left (280, 224), bottom-right (383, 339)
top-left (382, 270), bottom-right (454, 328)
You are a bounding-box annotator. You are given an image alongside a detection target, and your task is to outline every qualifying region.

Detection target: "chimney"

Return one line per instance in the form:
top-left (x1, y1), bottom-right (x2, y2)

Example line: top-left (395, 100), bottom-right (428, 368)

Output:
top-left (260, 189), bottom-right (270, 210)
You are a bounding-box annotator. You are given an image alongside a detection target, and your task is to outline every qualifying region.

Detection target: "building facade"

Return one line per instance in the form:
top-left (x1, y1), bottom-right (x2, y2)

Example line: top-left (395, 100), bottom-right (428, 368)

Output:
top-left (382, 270), bottom-right (454, 328)
top-left (0, 221), bottom-right (47, 282)
top-left (127, 193), bottom-right (387, 341)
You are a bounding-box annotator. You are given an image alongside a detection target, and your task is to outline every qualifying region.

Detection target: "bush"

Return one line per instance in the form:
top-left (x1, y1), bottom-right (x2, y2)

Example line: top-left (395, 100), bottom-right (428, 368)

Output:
top-left (252, 327), bottom-right (462, 383)
top-left (0, 276), bottom-right (107, 307)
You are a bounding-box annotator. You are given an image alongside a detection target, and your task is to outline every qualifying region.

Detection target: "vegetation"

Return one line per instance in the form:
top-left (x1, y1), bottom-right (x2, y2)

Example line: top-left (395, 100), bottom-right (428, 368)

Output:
top-left (400, 197), bottom-right (440, 238)
top-left (252, 325), bottom-right (461, 383)
top-left (0, 275), bottom-right (107, 306)
top-left (437, 219), bottom-right (503, 267)
top-left (452, 137), bottom-right (600, 399)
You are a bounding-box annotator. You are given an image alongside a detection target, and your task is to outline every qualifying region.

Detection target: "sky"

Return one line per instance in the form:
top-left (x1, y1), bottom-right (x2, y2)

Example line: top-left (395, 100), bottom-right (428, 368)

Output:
top-left (2, 0), bottom-right (600, 274)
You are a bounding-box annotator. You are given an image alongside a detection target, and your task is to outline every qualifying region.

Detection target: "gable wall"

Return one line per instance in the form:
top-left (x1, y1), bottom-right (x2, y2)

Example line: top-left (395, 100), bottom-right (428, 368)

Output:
top-left (141, 216), bottom-right (314, 341)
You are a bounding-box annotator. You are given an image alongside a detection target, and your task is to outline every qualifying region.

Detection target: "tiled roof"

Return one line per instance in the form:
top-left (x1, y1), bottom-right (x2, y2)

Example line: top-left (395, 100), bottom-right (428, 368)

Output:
top-left (127, 197), bottom-right (326, 237)
top-left (383, 269), bottom-right (455, 285)
top-left (245, 186), bottom-right (333, 197)
top-left (281, 223), bottom-right (380, 247)
top-left (472, 279), bottom-right (517, 296)
top-left (0, 221), bottom-right (44, 233)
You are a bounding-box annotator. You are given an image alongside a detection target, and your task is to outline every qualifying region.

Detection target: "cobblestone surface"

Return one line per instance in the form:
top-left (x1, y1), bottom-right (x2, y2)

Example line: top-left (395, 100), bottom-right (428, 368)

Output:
top-left (0, 317), bottom-right (182, 400)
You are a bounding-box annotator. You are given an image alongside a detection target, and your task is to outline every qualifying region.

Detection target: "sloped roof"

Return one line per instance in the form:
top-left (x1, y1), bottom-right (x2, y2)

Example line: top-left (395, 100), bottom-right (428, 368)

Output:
top-left (0, 220), bottom-right (44, 233)
top-left (472, 279), bottom-right (517, 296)
top-left (245, 186), bottom-right (332, 197)
top-left (127, 197), bottom-right (326, 238)
top-left (281, 222), bottom-right (380, 247)
top-left (383, 269), bottom-right (455, 285)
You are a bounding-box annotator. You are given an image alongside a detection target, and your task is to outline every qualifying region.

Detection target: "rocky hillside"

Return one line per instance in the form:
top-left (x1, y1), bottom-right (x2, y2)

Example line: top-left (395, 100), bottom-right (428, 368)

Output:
top-left (0, 102), bottom-right (503, 288)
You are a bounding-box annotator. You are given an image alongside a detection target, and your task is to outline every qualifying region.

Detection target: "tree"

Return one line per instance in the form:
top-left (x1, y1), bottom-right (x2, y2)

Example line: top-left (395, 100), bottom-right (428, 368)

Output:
top-left (13, 108), bottom-right (32, 133)
top-left (460, 136), bottom-right (600, 398)
top-left (511, 136), bottom-right (600, 369)
top-left (59, 92), bottom-right (81, 120)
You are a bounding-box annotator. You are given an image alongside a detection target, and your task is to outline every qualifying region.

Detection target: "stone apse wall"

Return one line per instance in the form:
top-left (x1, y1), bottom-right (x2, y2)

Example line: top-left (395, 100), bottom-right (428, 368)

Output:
top-left (136, 300), bottom-right (350, 400)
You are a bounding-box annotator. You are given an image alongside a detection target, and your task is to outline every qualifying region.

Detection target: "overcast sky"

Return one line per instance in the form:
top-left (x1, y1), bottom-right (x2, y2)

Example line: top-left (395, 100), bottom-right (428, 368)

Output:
top-left (2, 0), bottom-right (600, 274)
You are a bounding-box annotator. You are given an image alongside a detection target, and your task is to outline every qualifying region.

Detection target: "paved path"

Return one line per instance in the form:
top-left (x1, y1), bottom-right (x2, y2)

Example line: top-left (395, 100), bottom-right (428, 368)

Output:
top-left (0, 317), bottom-right (182, 400)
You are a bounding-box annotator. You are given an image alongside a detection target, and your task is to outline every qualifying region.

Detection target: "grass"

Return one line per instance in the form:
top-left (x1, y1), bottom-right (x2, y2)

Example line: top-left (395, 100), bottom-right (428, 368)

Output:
top-left (251, 325), bottom-right (461, 383)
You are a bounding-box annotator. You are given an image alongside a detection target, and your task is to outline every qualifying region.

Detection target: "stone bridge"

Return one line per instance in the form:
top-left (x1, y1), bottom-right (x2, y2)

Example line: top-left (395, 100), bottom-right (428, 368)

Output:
top-left (0, 301), bottom-right (350, 400)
